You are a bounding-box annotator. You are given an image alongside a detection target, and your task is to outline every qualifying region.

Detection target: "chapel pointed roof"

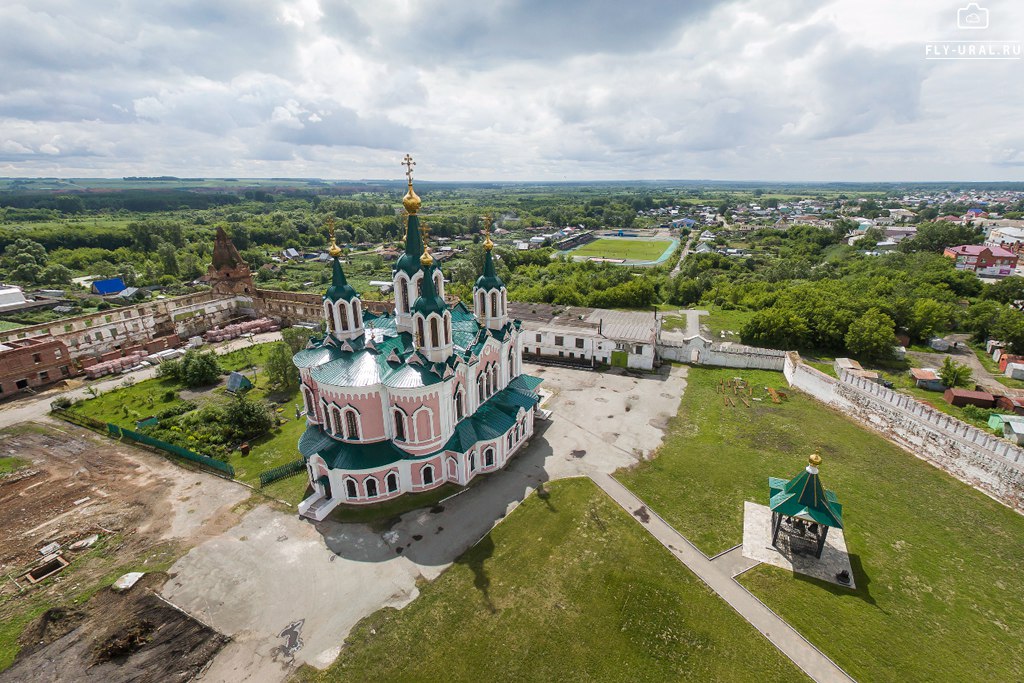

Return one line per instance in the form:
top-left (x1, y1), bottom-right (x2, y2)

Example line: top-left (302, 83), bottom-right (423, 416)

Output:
top-left (768, 453), bottom-right (843, 528)
top-left (475, 216), bottom-right (504, 291)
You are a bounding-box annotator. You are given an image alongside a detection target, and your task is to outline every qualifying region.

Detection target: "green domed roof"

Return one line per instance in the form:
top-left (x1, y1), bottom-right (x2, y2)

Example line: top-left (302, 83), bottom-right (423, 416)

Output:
top-left (394, 214), bottom-right (424, 277)
top-left (324, 258), bottom-right (359, 302)
top-left (413, 264), bottom-right (447, 316)
top-left (474, 248), bottom-right (504, 291)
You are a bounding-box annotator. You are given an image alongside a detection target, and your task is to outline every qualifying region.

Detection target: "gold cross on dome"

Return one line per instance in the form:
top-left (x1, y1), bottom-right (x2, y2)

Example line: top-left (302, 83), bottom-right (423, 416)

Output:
top-left (419, 220), bottom-right (430, 244)
top-left (326, 215), bottom-right (336, 239)
top-left (402, 154), bottom-right (416, 184)
top-left (482, 214), bottom-right (492, 237)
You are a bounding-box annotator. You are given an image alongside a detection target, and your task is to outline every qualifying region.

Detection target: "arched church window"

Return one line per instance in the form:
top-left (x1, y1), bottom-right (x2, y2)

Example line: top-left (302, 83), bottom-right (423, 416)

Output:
top-left (422, 465), bottom-right (434, 485)
top-left (387, 472), bottom-right (398, 493)
top-left (345, 410), bottom-right (359, 440)
top-left (394, 410), bottom-right (406, 440)
top-left (430, 317), bottom-right (440, 346)
top-left (338, 302), bottom-right (349, 331)
top-left (455, 391), bottom-right (464, 421)
top-left (416, 317), bottom-right (425, 347)
top-left (491, 291), bottom-right (498, 317)
top-left (366, 478), bottom-right (378, 497)
top-left (346, 479), bottom-right (357, 498)
top-left (485, 448), bottom-right (494, 467)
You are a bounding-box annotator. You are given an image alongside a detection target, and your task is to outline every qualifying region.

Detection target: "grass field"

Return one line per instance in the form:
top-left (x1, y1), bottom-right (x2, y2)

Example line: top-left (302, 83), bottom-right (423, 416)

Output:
top-left (570, 238), bottom-right (673, 262)
top-left (299, 478), bottom-right (806, 683)
top-left (617, 367), bottom-right (1024, 682)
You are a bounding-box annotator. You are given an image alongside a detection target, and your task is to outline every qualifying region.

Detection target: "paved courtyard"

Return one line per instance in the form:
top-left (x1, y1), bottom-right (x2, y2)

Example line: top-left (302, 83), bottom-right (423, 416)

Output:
top-left (161, 362), bottom-right (689, 682)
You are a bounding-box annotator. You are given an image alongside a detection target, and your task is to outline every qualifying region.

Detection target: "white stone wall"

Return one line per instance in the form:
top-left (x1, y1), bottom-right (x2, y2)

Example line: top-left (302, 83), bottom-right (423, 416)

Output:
top-left (658, 335), bottom-right (786, 371)
top-left (784, 352), bottom-right (1024, 510)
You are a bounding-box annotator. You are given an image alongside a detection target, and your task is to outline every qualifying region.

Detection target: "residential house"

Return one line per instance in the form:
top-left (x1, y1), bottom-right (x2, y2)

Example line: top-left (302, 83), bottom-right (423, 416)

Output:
top-left (910, 367), bottom-right (944, 391)
top-left (90, 277), bottom-right (127, 296)
top-left (943, 244), bottom-right (1018, 277)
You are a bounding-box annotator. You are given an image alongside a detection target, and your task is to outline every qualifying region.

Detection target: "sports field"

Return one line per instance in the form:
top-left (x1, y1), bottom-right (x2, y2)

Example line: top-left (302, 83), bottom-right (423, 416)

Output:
top-left (570, 238), bottom-right (673, 262)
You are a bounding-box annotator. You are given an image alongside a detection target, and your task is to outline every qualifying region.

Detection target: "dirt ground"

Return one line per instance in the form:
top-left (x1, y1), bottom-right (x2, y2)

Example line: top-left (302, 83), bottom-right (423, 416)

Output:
top-left (2, 573), bottom-right (228, 683)
top-left (0, 421), bottom-right (250, 680)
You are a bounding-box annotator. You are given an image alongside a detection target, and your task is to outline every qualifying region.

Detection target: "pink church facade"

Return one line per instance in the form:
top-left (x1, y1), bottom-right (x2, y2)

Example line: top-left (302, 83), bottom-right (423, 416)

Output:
top-left (295, 172), bottom-right (542, 520)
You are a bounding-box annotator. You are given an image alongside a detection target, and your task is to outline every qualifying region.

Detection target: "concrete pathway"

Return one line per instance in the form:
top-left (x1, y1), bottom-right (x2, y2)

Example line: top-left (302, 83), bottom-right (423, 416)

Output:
top-left (590, 471), bottom-right (855, 683)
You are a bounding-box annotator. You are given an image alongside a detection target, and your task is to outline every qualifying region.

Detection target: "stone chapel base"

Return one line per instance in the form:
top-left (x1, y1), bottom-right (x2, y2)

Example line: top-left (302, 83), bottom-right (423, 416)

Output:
top-left (741, 501), bottom-right (856, 589)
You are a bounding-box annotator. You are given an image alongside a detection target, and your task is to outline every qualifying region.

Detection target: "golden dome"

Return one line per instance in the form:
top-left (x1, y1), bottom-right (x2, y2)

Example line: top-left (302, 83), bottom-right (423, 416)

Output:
top-left (403, 183), bottom-right (421, 214)
top-left (328, 241), bottom-right (343, 258)
top-left (420, 245), bottom-right (434, 266)
top-left (808, 452), bottom-right (822, 467)
top-left (483, 233), bottom-right (494, 251)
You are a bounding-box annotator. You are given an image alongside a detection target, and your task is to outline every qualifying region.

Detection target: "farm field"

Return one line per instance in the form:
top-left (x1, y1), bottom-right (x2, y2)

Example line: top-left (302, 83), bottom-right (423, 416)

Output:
top-left (298, 478), bottom-right (806, 683)
top-left (616, 366), bottom-right (1024, 683)
top-left (570, 237), bottom-right (673, 262)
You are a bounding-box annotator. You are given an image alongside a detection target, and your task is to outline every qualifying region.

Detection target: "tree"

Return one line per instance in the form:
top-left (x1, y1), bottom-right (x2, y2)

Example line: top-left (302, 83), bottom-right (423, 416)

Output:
top-left (845, 308), bottom-right (896, 362)
top-left (939, 356), bottom-right (972, 389)
top-left (158, 242), bottom-right (180, 276)
top-left (964, 300), bottom-right (1004, 341)
top-left (40, 264), bottom-right (73, 285)
top-left (264, 341), bottom-right (298, 389)
top-left (281, 327), bottom-right (314, 354)
top-left (224, 394), bottom-right (275, 440)
top-left (159, 349), bottom-right (221, 387)
top-left (983, 276), bottom-right (1024, 307)
top-left (907, 299), bottom-right (953, 342)
top-left (993, 308), bottom-right (1024, 354)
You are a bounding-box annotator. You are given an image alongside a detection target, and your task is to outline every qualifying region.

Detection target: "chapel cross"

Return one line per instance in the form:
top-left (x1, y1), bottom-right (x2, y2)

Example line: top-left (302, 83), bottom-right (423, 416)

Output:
top-left (402, 154), bottom-right (416, 184)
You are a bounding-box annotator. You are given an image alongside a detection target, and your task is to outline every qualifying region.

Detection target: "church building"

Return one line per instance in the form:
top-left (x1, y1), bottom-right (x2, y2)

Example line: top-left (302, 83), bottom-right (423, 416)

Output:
top-left (295, 157), bottom-right (543, 520)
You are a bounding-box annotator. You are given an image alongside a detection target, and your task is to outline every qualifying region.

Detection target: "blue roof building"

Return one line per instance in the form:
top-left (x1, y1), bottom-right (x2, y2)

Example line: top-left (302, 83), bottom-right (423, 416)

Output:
top-left (90, 277), bottom-right (126, 295)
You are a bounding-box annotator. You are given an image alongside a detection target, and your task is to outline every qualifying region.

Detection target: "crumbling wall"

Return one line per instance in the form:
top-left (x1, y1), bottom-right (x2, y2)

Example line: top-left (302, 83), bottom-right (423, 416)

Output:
top-left (784, 352), bottom-right (1024, 510)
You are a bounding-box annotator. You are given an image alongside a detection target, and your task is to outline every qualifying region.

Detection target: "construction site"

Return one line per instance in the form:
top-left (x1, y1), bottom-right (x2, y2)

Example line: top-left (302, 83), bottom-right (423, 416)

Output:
top-left (0, 422), bottom-right (249, 680)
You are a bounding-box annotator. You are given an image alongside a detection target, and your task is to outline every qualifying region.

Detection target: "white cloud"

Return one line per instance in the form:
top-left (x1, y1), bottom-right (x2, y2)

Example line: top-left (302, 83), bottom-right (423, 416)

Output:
top-left (0, 0), bottom-right (1022, 180)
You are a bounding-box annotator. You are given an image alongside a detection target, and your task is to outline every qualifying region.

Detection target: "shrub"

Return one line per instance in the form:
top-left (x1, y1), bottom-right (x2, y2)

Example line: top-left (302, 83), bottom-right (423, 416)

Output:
top-left (50, 396), bottom-right (72, 410)
top-left (161, 389), bottom-right (177, 403)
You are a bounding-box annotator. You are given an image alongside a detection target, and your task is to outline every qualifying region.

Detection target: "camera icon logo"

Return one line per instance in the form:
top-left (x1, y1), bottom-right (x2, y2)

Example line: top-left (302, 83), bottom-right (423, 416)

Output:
top-left (957, 3), bottom-right (989, 29)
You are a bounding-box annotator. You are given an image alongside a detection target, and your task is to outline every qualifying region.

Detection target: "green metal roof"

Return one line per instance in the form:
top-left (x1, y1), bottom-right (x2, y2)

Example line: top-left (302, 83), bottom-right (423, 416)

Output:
top-left (768, 464), bottom-right (843, 529)
top-left (443, 384), bottom-right (539, 453)
top-left (394, 214), bottom-right (424, 277)
top-left (324, 258), bottom-right (359, 302)
top-left (474, 248), bottom-right (504, 291)
top-left (508, 374), bottom-right (543, 394)
top-left (412, 263), bottom-right (448, 316)
top-left (299, 425), bottom-right (414, 470)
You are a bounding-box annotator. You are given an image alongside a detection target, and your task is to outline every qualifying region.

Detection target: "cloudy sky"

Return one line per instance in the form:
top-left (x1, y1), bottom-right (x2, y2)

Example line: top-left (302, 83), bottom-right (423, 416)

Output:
top-left (1, 0), bottom-right (1022, 181)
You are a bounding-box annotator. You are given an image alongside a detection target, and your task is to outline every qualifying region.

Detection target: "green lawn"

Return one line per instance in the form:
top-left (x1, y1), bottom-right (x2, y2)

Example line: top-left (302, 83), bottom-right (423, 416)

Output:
top-left (570, 238), bottom-right (673, 261)
top-left (68, 376), bottom-right (185, 424)
top-left (617, 367), bottom-right (1024, 682)
top-left (705, 305), bottom-right (755, 341)
top-left (299, 478), bottom-right (805, 683)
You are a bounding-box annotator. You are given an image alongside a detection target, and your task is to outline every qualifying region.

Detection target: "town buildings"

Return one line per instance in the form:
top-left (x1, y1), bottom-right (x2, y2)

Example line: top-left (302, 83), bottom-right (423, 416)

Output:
top-left (943, 244), bottom-right (1018, 278)
top-left (293, 164), bottom-right (543, 520)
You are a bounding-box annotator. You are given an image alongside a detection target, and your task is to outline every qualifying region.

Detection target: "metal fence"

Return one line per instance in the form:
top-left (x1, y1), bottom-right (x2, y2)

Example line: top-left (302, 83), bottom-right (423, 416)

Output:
top-left (258, 458), bottom-right (305, 488)
top-left (51, 408), bottom-right (107, 434)
top-left (107, 423), bottom-right (235, 478)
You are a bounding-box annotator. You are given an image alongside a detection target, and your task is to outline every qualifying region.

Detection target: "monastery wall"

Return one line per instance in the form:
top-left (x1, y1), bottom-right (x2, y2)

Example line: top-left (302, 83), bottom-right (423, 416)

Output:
top-left (784, 352), bottom-right (1024, 511)
top-left (658, 335), bottom-right (786, 371)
